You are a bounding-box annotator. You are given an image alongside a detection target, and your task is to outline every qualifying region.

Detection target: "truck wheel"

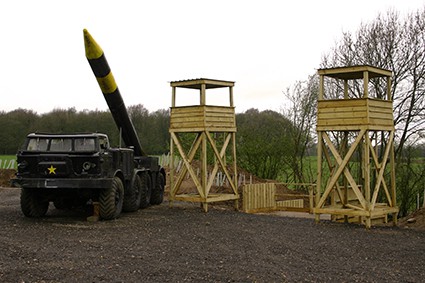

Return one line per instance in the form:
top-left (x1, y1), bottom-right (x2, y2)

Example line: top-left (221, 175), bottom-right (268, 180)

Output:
top-left (99, 177), bottom-right (124, 220)
top-left (150, 172), bottom-right (165, 205)
top-left (123, 175), bottom-right (142, 212)
top-left (139, 173), bottom-right (152, 209)
top-left (20, 188), bottom-right (49, 218)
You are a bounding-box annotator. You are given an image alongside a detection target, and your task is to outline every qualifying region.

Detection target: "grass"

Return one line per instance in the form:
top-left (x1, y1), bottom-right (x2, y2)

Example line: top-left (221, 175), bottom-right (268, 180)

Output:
top-left (0, 155), bottom-right (17, 169)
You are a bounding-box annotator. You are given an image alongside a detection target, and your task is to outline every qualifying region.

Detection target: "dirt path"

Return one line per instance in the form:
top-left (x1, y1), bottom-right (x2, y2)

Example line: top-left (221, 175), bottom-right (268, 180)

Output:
top-left (0, 187), bottom-right (424, 282)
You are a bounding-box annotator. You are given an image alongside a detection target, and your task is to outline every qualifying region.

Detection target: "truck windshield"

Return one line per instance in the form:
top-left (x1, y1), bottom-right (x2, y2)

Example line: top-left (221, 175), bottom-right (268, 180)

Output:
top-left (25, 137), bottom-right (97, 152)
top-left (50, 138), bottom-right (72, 152)
top-left (27, 138), bottom-right (49, 151)
top-left (75, 138), bottom-right (96, 151)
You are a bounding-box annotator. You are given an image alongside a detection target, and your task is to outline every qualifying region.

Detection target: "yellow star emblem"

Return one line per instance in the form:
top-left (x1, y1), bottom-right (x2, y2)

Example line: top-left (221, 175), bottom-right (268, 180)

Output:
top-left (47, 165), bottom-right (57, 175)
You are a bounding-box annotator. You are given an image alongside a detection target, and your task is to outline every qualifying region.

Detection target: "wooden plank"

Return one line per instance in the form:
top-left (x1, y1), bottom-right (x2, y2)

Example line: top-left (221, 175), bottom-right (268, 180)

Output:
top-left (277, 199), bottom-right (304, 208)
top-left (368, 104), bottom-right (393, 113)
top-left (318, 105), bottom-right (368, 113)
top-left (314, 207), bottom-right (370, 217)
top-left (171, 107), bottom-right (205, 114)
top-left (318, 112), bottom-right (367, 119)
top-left (368, 112), bottom-right (393, 120)
top-left (317, 117), bottom-right (369, 126)
top-left (170, 127), bottom-right (237, 133)
top-left (368, 118), bottom-right (394, 126)
top-left (275, 207), bottom-right (311, 213)
top-left (367, 99), bottom-right (392, 108)
top-left (369, 206), bottom-right (399, 216)
top-left (170, 121), bottom-right (236, 130)
top-left (318, 99), bottom-right (367, 108)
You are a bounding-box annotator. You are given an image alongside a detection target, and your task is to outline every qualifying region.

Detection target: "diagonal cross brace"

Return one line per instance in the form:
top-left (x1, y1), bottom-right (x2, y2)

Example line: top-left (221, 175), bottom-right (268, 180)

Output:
top-left (369, 131), bottom-right (394, 209)
top-left (170, 132), bottom-right (205, 198)
top-left (317, 130), bottom-right (367, 209)
top-left (205, 132), bottom-right (238, 195)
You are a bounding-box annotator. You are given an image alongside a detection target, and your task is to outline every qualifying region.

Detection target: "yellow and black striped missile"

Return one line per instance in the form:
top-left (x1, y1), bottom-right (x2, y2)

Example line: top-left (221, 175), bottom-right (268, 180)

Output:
top-left (83, 29), bottom-right (146, 157)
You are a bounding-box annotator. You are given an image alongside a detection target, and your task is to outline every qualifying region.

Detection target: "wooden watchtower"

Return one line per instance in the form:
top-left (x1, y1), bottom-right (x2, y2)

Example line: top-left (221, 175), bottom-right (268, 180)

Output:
top-left (169, 78), bottom-right (239, 211)
top-left (314, 65), bottom-right (399, 228)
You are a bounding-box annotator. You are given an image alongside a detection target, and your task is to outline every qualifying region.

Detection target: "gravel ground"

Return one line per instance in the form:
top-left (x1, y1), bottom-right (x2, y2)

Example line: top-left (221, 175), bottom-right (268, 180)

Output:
top-left (0, 187), bottom-right (424, 283)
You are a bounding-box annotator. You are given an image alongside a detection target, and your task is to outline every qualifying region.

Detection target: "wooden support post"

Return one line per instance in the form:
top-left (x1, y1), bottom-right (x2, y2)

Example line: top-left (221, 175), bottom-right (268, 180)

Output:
top-left (363, 71), bottom-right (369, 98)
top-left (200, 83), bottom-right (206, 105)
top-left (387, 77), bottom-right (392, 100)
top-left (390, 135), bottom-right (397, 225)
top-left (364, 130), bottom-right (371, 228)
top-left (344, 79), bottom-right (348, 99)
top-left (232, 131), bottom-right (239, 210)
top-left (315, 131), bottom-right (323, 223)
top-left (169, 133), bottom-right (174, 207)
top-left (169, 86), bottom-right (176, 207)
top-left (229, 86), bottom-right (234, 107)
top-left (201, 132), bottom-right (207, 210)
top-left (172, 86), bottom-right (176, 107)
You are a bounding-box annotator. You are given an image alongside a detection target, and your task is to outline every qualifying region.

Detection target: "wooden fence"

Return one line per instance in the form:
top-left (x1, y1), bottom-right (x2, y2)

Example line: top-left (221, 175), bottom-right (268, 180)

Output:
top-left (242, 183), bottom-right (314, 213)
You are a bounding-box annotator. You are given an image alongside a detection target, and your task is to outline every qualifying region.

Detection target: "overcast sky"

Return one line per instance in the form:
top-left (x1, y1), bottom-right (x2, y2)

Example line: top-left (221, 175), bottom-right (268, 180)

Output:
top-left (1, 0), bottom-right (424, 114)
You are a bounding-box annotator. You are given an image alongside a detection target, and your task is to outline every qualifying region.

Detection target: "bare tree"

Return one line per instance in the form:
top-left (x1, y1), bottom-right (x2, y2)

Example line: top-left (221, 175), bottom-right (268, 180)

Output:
top-left (282, 76), bottom-right (318, 186)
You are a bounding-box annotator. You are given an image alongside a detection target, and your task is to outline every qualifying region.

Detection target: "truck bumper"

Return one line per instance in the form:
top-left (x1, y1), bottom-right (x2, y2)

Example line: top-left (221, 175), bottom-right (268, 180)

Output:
top-left (11, 178), bottom-right (113, 189)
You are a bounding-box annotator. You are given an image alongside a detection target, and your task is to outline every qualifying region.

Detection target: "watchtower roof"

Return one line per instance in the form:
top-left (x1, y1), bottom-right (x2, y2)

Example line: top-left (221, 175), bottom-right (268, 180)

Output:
top-left (170, 78), bottom-right (235, 89)
top-left (318, 65), bottom-right (392, 80)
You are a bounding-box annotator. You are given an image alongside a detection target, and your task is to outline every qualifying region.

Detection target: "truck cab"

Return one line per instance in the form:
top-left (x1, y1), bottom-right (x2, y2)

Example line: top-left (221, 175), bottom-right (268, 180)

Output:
top-left (12, 132), bottom-right (164, 220)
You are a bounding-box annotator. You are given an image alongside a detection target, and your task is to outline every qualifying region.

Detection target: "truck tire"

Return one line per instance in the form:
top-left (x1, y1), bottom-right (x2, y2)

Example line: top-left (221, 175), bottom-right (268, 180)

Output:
top-left (150, 172), bottom-right (165, 205)
top-left (123, 175), bottom-right (142, 212)
top-left (139, 173), bottom-right (152, 209)
top-left (20, 188), bottom-right (49, 218)
top-left (99, 177), bottom-right (124, 220)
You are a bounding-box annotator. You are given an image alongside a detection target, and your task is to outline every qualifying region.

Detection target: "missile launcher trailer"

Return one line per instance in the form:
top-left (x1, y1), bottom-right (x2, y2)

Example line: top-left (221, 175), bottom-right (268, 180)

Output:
top-left (12, 30), bottom-right (165, 220)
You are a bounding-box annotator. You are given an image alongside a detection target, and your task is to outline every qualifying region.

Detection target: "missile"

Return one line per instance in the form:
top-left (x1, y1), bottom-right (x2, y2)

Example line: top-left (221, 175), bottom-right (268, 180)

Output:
top-left (83, 29), bottom-right (146, 157)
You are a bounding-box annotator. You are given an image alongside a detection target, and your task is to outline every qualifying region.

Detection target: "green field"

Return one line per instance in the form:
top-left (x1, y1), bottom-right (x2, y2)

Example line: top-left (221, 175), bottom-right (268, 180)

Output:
top-left (0, 155), bottom-right (17, 169)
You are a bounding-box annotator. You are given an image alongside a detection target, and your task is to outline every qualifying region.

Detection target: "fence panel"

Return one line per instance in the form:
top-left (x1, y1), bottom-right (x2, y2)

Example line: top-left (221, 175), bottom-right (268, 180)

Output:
top-left (243, 183), bottom-right (276, 213)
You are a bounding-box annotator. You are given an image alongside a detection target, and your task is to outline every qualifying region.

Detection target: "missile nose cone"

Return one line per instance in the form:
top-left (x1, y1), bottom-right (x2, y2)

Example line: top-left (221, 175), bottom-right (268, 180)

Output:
top-left (83, 29), bottom-right (103, 59)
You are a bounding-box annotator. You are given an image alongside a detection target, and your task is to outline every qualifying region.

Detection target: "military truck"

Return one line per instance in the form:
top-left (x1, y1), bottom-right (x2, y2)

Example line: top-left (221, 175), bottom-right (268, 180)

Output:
top-left (11, 29), bottom-right (165, 219)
